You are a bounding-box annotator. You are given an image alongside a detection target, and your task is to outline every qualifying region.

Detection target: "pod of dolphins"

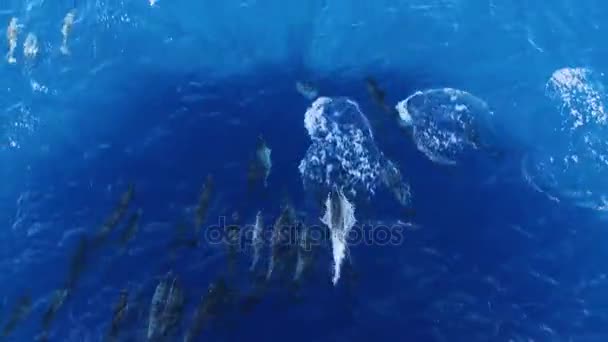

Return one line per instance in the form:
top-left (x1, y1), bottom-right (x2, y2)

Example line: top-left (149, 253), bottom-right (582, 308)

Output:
top-left (1, 78), bottom-right (419, 340)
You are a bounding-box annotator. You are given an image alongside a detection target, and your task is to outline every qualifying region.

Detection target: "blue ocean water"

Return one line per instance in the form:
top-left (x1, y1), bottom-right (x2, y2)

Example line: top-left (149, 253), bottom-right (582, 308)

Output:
top-left (1, 0), bottom-right (608, 341)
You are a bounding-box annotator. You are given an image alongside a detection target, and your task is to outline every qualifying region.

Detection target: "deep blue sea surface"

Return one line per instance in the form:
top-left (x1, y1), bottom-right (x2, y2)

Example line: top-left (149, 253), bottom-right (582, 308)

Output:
top-left (1, 1), bottom-right (608, 341)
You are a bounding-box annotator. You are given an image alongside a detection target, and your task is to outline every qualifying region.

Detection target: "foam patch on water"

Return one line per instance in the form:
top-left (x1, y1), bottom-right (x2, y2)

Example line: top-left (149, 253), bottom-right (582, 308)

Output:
top-left (546, 67), bottom-right (607, 130)
top-left (2, 102), bottom-right (38, 150)
top-left (396, 88), bottom-right (492, 165)
top-left (320, 190), bottom-right (356, 285)
top-left (525, 67), bottom-right (608, 210)
top-left (299, 97), bottom-right (410, 202)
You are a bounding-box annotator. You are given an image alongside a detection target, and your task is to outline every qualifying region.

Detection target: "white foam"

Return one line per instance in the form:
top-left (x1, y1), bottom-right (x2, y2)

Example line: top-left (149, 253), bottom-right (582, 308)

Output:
top-left (303, 97), bottom-right (331, 137)
top-left (395, 94), bottom-right (416, 127)
top-left (546, 67), bottom-right (607, 130)
top-left (300, 97), bottom-right (409, 200)
top-left (396, 88), bottom-right (492, 165)
top-left (525, 67), bottom-right (608, 210)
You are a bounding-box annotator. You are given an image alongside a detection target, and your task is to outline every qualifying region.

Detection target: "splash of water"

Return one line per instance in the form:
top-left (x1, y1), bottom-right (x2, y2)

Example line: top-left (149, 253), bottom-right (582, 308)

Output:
top-left (525, 67), bottom-right (608, 211)
top-left (299, 97), bottom-right (410, 203)
top-left (396, 88), bottom-right (494, 165)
